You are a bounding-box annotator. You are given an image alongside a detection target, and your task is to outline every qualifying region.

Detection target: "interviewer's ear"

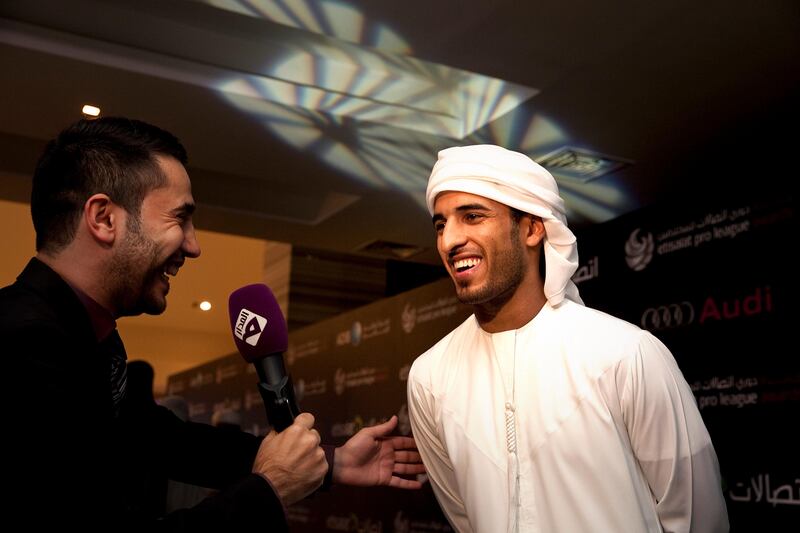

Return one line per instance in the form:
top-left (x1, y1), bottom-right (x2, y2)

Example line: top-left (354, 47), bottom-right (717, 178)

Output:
top-left (84, 193), bottom-right (119, 246)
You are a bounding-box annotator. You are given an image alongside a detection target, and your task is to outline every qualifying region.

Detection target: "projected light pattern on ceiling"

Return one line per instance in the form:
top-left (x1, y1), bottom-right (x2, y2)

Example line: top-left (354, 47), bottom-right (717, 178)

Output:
top-left (194, 0), bottom-right (412, 54)
top-left (0, 0), bottom-right (629, 223)
top-left (0, 0), bottom-right (633, 223)
top-left (213, 29), bottom-right (537, 140)
top-left (220, 77), bottom-right (630, 224)
top-left (205, 0), bottom-right (632, 221)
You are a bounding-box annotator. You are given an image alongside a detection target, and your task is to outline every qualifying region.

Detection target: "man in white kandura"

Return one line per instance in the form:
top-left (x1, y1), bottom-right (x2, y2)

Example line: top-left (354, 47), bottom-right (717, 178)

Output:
top-left (407, 145), bottom-right (728, 533)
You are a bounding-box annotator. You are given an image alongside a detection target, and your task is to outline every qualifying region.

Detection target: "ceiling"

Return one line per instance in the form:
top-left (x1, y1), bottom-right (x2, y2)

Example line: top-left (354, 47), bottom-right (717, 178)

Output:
top-left (1, 0), bottom-right (796, 263)
top-left (0, 0), bottom-right (797, 390)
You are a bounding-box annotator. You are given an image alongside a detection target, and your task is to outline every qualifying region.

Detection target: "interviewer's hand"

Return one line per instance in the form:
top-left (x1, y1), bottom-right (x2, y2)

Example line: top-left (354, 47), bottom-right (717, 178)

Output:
top-left (334, 415), bottom-right (425, 489)
top-left (252, 412), bottom-right (328, 505)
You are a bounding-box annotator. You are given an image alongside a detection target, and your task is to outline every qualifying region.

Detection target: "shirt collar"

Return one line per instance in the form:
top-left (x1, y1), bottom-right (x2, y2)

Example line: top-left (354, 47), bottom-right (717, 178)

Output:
top-left (65, 281), bottom-right (117, 342)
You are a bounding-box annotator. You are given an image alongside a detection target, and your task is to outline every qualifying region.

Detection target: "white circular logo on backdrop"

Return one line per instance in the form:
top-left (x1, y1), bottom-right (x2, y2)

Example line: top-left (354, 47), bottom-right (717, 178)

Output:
top-left (401, 304), bottom-right (417, 334)
top-left (334, 368), bottom-right (347, 396)
top-left (625, 228), bottom-right (654, 271)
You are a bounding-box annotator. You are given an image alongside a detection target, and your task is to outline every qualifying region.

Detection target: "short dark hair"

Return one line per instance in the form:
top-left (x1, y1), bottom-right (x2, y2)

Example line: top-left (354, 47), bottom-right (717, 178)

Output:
top-left (508, 206), bottom-right (546, 278)
top-left (31, 117), bottom-right (188, 253)
top-left (509, 206), bottom-right (526, 223)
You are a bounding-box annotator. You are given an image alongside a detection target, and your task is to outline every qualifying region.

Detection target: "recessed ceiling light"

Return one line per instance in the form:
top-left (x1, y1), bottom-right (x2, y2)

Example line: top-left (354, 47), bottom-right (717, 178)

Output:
top-left (198, 301), bottom-right (212, 311)
top-left (81, 104), bottom-right (100, 117)
top-left (536, 147), bottom-right (633, 182)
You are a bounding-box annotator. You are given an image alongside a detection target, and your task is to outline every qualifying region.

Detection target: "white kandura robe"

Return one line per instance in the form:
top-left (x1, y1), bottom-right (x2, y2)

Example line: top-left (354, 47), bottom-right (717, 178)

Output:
top-left (408, 300), bottom-right (728, 533)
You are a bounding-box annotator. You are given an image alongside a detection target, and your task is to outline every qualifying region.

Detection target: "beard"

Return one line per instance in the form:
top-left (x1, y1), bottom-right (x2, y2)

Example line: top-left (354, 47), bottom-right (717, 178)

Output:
top-left (107, 215), bottom-right (166, 316)
top-left (454, 244), bottom-right (526, 306)
top-left (453, 225), bottom-right (527, 307)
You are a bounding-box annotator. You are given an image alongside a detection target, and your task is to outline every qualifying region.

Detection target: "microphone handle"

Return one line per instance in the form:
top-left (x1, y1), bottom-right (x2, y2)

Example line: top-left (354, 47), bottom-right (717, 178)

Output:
top-left (257, 376), bottom-right (300, 432)
top-left (254, 355), bottom-right (301, 432)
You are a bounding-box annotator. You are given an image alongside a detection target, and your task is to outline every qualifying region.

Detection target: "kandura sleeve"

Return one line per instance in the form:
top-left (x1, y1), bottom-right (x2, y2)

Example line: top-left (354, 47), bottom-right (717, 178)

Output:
top-left (407, 360), bottom-right (475, 533)
top-left (618, 332), bottom-right (729, 533)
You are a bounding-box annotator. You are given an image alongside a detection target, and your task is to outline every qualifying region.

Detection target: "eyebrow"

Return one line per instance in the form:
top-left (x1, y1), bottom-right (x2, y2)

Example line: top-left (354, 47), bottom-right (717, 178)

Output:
top-left (172, 202), bottom-right (196, 217)
top-left (431, 203), bottom-right (490, 225)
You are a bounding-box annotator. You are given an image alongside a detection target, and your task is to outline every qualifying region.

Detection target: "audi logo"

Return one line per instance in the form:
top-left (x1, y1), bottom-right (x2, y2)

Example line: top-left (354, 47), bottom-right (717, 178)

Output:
top-left (641, 302), bottom-right (695, 330)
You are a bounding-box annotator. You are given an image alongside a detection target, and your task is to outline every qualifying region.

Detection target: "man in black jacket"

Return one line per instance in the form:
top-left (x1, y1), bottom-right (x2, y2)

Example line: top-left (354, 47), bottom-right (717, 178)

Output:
top-left (1, 117), bottom-right (423, 531)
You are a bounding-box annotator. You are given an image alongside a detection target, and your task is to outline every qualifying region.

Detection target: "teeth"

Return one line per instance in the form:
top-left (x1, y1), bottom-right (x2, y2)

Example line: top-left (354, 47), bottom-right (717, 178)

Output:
top-left (454, 258), bottom-right (481, 271)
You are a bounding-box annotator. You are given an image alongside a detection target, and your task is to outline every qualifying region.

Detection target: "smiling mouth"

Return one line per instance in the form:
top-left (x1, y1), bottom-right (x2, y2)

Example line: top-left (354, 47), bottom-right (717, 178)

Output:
top-left (159, 264), bottom-right (180, 284)
top-left (454, 258), bottom-right (481, 273)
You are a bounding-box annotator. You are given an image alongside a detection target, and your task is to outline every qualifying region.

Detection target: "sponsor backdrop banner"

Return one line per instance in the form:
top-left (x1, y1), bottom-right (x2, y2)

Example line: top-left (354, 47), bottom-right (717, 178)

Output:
top-left (573, 194), bottom-right (797, 531)
top-left (170, 278), bottom-right (471, 532)
top-left (168, 195), bottom-right (795, 531)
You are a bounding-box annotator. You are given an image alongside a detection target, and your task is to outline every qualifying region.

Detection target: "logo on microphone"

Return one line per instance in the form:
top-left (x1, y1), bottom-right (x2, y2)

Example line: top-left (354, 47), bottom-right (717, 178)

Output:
top-left (234, 308), bottom-right (268, 346)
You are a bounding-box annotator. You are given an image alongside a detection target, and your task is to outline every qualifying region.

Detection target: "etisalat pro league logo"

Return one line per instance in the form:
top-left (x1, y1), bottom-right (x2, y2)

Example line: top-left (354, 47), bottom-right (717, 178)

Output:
top-left (234, 308), bottom-right (268, 347)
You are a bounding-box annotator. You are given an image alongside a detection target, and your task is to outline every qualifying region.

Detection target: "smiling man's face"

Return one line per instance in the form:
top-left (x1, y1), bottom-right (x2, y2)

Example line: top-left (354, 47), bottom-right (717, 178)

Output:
top-left (432, 191), bottom-right (528, 307)
top-left (109, 155), bottom-right (200, 317)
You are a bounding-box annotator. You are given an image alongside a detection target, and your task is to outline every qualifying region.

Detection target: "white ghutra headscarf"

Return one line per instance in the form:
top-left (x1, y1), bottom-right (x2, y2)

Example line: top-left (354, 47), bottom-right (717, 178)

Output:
top-left (426, 144), bottom-right (583, 306)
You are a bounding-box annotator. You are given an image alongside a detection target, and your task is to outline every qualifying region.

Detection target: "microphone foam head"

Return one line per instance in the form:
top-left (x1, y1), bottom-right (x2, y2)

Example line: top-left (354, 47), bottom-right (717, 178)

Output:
top-left (228, 284), bottom-right (288, 362)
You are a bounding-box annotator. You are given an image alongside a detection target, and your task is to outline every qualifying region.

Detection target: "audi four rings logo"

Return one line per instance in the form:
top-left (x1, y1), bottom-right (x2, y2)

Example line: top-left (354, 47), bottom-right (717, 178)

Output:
top-left (641, 302), bottom-right (695, 330)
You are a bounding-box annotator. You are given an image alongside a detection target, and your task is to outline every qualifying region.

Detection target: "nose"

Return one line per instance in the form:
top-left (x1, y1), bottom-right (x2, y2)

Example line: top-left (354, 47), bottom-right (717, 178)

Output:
top-left (183, 223), bottom-right (201, 259)
top-left (439, 220), bottom-right (467, 255)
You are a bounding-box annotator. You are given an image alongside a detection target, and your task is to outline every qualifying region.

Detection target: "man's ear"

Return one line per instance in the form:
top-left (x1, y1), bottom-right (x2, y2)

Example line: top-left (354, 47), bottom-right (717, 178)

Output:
top-left (523, 215), bottom-right (546, 248)
top-left (83, 194), bottom-right (119, 246)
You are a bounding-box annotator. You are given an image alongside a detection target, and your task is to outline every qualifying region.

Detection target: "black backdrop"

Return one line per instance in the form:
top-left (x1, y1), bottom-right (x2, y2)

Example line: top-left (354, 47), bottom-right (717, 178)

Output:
top-left (168, 193), bottom-right (796, 532)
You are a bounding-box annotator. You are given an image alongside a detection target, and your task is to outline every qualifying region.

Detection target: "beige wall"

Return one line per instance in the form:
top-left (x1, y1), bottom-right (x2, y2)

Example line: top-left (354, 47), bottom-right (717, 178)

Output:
top-left (0, 199), bottom-right (37, 285)
top-left (117, 323), bottom-right (235, 394)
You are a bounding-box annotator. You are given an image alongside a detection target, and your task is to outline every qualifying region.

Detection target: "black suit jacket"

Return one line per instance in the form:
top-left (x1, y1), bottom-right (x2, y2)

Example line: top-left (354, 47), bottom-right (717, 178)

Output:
top-left (1, 258), bottom-right (288, 531)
